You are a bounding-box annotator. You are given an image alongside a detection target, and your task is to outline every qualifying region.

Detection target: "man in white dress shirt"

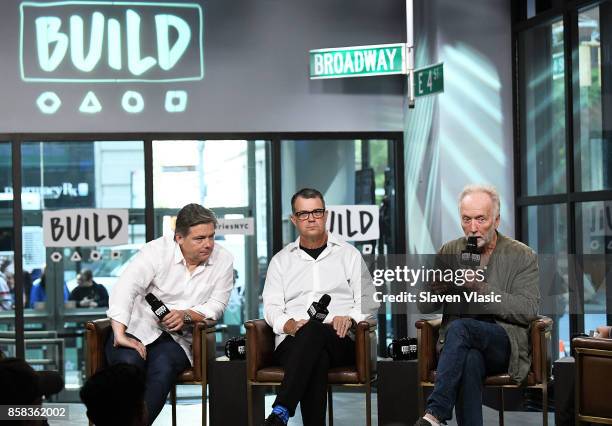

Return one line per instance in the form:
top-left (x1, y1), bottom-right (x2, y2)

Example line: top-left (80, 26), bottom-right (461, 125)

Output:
top-left (262, 188), bottom-right (377, 426)
top-left (105, 203), bottom-right (233, 424)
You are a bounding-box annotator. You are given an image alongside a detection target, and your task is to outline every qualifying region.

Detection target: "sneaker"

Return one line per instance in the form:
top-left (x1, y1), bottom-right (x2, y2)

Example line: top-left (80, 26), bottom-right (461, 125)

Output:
top-left (414, 418), bottom-right (434, 426)
top-left (263, 412), bottom-right (286, 426)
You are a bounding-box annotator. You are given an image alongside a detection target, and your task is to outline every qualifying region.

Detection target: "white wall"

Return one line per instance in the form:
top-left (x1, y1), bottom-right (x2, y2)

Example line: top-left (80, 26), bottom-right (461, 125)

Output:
top-left (404, 0), bottom-right (515, 253)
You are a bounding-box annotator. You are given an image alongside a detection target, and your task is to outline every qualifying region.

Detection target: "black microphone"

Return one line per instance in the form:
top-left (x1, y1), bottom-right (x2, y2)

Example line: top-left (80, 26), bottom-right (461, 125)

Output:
top-left (460, 236), bottom-right (481, 268)
top-left (145, 293), bottom-right (183, 335)
top-left (307, 294), bottom-right (331, 322)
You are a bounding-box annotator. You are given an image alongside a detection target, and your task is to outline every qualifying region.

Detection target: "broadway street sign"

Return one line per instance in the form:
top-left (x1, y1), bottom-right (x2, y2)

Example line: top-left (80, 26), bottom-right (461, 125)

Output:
top-left (309, 43), bottom-right (406, 79)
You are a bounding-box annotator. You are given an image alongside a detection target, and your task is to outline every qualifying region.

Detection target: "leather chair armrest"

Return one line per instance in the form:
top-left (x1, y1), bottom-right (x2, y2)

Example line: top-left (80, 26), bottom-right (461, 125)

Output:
top-left (355, 319), bottom-right (377, 383)
top-left (192, 319), bottom-right (218, 381)
top-left (415, 318), bottom-right (441, 382)
top-left (245, 319), bottom-right (275, 381)
top-left (85, 318), bottom-right (112, 377)
top-left (573, 336), bottom-right (612, 352)
top-left (530, 316), bottom-right (553, 383)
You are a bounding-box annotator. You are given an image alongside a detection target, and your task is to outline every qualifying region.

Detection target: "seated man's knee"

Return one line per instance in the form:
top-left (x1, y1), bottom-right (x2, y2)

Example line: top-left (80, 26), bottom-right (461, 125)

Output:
top-left (107, 341), bottom-right (146, 369)
top-left (112, 350), bottom-right (145, 369)
top-left (446, 318), bottom-right (472, 338)
top-left (149, 353), bottom-right (187, 376)
top-left (295, 320), bottom-right (325, 343)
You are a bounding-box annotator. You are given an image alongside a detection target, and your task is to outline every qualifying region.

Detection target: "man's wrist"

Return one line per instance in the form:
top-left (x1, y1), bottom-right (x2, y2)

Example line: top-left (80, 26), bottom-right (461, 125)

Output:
top-left (283, 318), bottom-right (296, 334)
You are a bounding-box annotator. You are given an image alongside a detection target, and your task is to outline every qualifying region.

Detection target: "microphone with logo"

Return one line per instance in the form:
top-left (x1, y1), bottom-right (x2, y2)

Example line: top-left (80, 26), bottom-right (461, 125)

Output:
top-left (307, 294), bottom-right (331, 322)
top-left (460, 236), bottom-right (481, 269)
top-left (145, 293), bottom-right (183, 336)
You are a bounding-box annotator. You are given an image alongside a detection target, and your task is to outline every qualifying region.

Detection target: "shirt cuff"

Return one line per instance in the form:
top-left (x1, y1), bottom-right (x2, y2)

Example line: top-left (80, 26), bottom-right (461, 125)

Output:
top-left (192, 304), bottom-right (218, 321)
top-left (348, 311), bottom-right (370, 324)
top-left (272, 314), bottom-right (292, 335)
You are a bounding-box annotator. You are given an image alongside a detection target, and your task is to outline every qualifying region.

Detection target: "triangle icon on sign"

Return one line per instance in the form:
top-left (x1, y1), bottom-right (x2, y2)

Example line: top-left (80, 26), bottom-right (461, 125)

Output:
top-left (79, 91), bottom-right (102, 114)
top-left (70, 251), bottom-right (82, 262)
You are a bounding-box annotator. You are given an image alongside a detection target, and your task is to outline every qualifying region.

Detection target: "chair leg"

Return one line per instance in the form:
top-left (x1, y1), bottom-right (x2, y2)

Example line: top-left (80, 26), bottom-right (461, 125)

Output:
top-left (417, 384), bottom-right (424, 416)
top-left (171, 385), bottom-right (177, 426)
top-left (365, 382), bottom-right (372, 426)
top-left (247, 382), bottom-right (253, 426)
top-left (498, 387), bottom-right (504, 426)
top-left (328, 386), bottom-right (334, 426)
top-left (542, 384), bottom-right (548, 426)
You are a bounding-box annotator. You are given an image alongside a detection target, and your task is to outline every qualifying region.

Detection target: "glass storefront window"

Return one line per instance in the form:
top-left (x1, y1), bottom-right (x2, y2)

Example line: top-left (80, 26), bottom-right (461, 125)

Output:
top-left (576, 201), bottom-right (610, 338)
top-left (20, 141), bottom-right (145, 396)
top-left (575, 5), bottom-right (612, 191)
top-left (519, 20), bottom-right (567, 196)
top-left (0, 142), bottom-right (15, 356)
top-left (522, 204), bottom-right (567, 359)
top-left (153, 140), bottom-right (249, 209)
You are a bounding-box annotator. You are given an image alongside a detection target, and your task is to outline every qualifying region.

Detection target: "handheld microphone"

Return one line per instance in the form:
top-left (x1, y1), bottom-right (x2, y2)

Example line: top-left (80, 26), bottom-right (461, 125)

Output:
top-left (460, 236), bottom-right (481, 268)
top-left (145, 293), bottom-right (183, 335)
top-left (307, 294), bottom-right (331, 322)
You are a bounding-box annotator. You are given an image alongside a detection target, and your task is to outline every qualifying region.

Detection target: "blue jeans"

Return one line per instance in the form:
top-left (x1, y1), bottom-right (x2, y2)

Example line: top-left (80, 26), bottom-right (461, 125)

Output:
top-left (105, 331), bottom-right (190, 425)
top-left (426, 318), bottom-right (510, 426)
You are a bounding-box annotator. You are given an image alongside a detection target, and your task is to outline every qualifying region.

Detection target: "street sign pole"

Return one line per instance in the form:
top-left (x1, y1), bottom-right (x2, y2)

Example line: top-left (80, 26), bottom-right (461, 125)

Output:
top-left (406, 0), bottom-right (415, 108)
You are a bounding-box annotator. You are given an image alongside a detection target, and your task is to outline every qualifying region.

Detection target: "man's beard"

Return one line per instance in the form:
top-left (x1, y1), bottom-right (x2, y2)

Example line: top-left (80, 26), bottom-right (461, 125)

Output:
top-left (478, 228), bottom-right (496, 249)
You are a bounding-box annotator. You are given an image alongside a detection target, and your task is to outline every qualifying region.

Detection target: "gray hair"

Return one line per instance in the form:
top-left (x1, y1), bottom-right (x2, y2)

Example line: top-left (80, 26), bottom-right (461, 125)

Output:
top-left (175, 203), bottom-right (218, 237)
top-left (458, 184), bottom-right (501, 218)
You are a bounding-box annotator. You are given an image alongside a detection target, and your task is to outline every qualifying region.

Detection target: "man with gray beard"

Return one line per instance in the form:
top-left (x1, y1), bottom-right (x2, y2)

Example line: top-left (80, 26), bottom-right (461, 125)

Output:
top-left (415, 184), bottom-right (540, 426)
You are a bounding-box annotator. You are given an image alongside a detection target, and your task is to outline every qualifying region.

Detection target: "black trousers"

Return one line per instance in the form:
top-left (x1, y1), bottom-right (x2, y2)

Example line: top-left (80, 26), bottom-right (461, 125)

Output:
top-left (272, 320), bottom-right (355, 426)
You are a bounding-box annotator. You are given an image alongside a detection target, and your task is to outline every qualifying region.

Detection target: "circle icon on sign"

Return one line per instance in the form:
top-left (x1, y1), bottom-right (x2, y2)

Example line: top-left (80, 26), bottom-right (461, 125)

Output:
top-left (50, 252), bottom-right (63, 263)
top-left (111, 251), bottom-right (122, 260)
top-left (89, 250), bottom-right (101, 262)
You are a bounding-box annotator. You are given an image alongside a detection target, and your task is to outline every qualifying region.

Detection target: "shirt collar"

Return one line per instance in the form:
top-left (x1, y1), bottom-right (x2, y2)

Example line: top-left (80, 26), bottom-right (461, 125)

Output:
top-left (288, 232), bottom-right (344, 252)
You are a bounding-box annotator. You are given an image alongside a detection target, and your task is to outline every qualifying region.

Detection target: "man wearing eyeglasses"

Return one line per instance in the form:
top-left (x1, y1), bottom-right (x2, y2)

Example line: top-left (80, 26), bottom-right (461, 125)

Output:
top-left (262, 188), bottom-right (376, 426)
top-left (415, 184), bottom-right (540, 426)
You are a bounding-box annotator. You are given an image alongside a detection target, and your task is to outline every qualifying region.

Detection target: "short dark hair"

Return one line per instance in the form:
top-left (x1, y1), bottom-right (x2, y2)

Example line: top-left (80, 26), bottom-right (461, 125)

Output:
top-left (175, 203), bottom-right (218, 237)
top-left (291, 188), bottom-right (325, 213)
top-left (80, 363), bottom-right (147, 426)
top-left (80, 269), bottom-right (93, 282)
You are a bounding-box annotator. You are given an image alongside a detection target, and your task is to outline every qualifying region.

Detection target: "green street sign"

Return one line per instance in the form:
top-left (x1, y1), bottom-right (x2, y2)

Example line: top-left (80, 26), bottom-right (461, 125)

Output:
top-left (310, 43), bottom-right (406, 79)
top-left (414, 63), bottom-right (444, 97)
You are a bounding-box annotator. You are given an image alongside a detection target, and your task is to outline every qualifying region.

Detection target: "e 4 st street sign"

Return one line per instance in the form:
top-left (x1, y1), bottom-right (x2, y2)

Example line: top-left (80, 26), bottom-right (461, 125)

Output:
top-left (414, 63), bottom-right (444, 97)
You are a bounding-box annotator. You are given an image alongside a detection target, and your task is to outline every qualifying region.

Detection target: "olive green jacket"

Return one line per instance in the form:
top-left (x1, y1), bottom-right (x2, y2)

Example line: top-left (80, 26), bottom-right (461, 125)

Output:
top-left (418, 232), bottom-right (540, 384)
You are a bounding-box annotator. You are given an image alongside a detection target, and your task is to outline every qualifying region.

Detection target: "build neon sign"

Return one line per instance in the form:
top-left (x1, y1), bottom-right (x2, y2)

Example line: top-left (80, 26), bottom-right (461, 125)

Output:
top-left (20, 1), bottom-right (204, 114)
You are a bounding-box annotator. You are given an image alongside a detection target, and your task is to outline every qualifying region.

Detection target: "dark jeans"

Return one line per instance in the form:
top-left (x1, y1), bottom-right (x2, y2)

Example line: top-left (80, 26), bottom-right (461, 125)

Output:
top-left (426, 318), bottom-right (510, 426)
top-left (105, 331), bottom-right (190, 425)
top-left (273, 320), bottom-right (355, 426)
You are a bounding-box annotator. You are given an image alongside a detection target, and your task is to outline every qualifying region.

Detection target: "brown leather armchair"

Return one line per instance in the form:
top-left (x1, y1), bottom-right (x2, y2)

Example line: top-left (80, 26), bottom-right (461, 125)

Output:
top-left (244, 318), bottom-right (377, 426)
top-left (415, 316), bottom-right (552, 426)
top-left (573, 336), bottom-right (612, 425)
top-left (85, 318), bottom-right (217, 426)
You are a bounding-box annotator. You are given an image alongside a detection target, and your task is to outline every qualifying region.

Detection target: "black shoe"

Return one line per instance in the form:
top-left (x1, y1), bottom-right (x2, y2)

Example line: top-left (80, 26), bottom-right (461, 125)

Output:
top-left (263, 412), bottom-right (286, 426)
top-left (414, 418), bottom-right (433, 426)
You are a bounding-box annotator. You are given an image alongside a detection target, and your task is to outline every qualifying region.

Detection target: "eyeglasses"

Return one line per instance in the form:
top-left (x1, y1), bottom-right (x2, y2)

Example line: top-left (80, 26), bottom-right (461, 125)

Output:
top-left (294, 209), bottom-right (326, 221)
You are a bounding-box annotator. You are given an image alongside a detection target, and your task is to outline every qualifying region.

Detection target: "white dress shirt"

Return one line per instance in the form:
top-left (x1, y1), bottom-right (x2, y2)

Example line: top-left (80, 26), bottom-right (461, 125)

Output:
top-left (107, 234), bottom-right (234, 364)
top-left (263, 232), bottom-right (378, 347)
